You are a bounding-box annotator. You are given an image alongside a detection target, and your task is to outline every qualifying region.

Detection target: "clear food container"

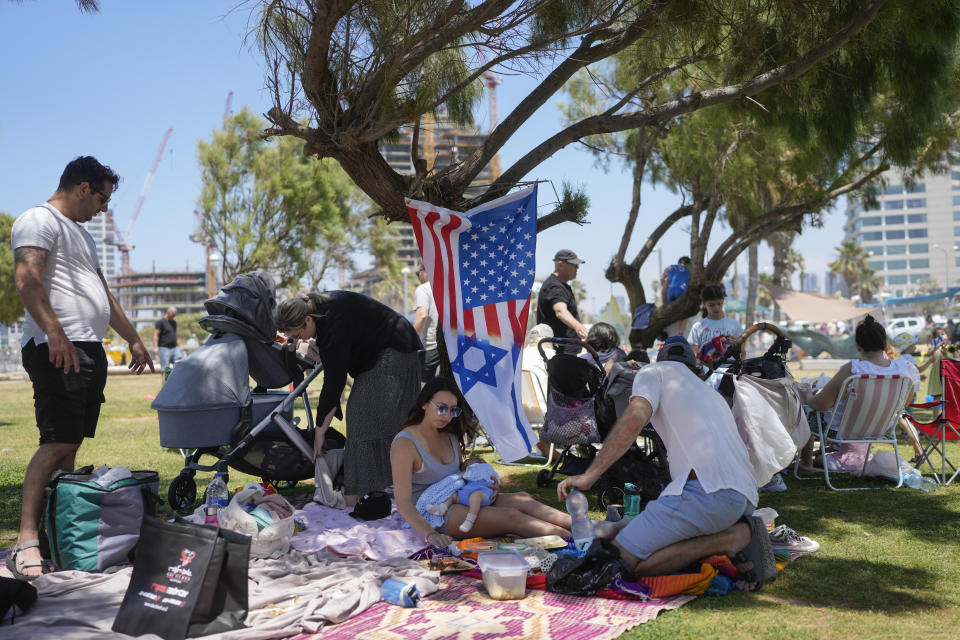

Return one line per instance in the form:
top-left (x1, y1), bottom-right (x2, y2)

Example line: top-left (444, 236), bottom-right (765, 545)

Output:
top-left (477, 551), bottom-right (529, 600)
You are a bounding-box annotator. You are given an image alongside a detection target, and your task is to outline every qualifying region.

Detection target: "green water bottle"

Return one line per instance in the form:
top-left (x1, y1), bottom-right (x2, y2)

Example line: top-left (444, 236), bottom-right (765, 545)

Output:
top-left (623, 483), bottom-right (643, 520)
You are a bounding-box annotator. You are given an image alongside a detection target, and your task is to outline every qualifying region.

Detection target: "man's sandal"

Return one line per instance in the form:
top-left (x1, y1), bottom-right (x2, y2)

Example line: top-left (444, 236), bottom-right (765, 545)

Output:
top-left (731, 516), bottom-right (778, 588)
top-left (5, 540), bottom-right (45, 582)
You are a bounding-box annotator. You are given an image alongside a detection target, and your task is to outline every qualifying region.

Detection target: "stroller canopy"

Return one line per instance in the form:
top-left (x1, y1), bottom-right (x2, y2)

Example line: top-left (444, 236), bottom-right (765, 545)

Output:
top-left (151, 333), bottom-right (251, 412)
top-left (200, 270), bottom-right (278, 343)
top-left (199, 270), bottom-right (305, 389)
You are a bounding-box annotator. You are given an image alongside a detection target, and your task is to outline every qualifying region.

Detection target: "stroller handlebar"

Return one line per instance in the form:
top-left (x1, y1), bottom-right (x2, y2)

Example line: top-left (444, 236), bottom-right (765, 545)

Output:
top-left (537, 337), bottom-right (605, 372)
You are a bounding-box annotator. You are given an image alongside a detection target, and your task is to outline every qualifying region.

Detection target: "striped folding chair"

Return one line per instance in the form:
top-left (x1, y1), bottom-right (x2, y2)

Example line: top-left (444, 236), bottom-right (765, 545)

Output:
top-left (796, 374), bottom-right (914, 491)
top-left (902, 358), bottom-right (960, 485)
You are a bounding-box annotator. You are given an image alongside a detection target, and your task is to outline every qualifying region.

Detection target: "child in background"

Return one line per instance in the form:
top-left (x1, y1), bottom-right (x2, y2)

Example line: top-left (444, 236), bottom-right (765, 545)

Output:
top-left (687, 284), bottom-right (744, 358)
top-left (416, 460), bottom-right (500, 533)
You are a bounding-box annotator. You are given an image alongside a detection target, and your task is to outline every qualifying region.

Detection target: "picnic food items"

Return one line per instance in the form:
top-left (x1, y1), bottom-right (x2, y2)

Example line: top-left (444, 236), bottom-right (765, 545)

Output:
top-left (515, 535), bottom-right (567, 550)
top-left (478, 551), bottom-right (529, 600)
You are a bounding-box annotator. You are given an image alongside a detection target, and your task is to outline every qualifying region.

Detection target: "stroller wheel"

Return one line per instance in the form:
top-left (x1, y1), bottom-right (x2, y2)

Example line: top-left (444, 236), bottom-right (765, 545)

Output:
top-left (536, 469), bottom-right (553, 488)
top-left (168, 474), bottom-right (198, 513)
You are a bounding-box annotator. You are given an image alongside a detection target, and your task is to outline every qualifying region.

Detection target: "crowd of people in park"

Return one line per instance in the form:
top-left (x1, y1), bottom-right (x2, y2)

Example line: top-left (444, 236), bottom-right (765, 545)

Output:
top-left (7, 155), bottom-right (942, 598)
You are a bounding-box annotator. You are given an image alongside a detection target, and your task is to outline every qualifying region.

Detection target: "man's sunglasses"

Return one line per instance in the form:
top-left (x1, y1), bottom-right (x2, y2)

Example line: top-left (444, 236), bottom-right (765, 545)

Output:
top-left (429, 400), bottom-right (462, 417)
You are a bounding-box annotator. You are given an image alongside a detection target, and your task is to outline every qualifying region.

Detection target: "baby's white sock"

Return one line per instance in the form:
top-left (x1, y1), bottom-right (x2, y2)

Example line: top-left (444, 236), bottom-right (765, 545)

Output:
top-left (426, 503), bottom-right (448, 516)
top-left (459, 513), bottom-right (477, 532)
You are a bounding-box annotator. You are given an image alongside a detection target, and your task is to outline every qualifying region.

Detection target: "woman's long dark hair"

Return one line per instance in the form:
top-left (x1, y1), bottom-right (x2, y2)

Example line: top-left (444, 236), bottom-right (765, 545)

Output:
top-left (402, 377), bottom-right (474, 451)
top-left (855, 314), bottom-right (887, 352)
top-left (275, 292), bottom-right (333, 333)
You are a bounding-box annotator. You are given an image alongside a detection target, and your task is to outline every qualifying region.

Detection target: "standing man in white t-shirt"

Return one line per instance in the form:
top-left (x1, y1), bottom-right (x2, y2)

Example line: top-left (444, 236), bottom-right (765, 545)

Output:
top-left (413, 263), bottom-right (440, 383)
top-left (557, 336), bottom-right (777, 589)
top-left (9, 156), bottom-right (154, 580)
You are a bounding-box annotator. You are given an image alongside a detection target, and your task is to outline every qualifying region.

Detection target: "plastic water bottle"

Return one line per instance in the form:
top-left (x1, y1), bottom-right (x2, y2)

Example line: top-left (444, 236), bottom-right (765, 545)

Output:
top-left (623, 483), bottom-right (643, 521)
top-left (902, 469), bottom-right (937, 493)
top-left (565, 488), bottom-right (594, 556)
top-left (205, 473), bottom-right (229, 525)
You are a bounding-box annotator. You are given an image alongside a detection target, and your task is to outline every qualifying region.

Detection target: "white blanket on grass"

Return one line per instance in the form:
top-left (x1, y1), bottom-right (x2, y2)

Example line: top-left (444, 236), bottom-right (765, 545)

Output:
top-left (0, 552), bottom-right (438, 640)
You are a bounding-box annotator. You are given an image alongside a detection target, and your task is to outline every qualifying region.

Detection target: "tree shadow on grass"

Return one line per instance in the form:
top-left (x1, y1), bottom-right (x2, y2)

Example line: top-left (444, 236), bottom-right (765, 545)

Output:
top-left (692, 555), bottom-right (943, 613)
top-left (758, 478), bottom-right (960, 547)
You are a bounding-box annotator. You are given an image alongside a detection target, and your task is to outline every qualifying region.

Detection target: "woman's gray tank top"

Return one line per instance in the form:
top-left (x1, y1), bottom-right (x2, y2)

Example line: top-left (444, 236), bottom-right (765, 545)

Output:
top-left (393, 431), bottom-right (461, 504)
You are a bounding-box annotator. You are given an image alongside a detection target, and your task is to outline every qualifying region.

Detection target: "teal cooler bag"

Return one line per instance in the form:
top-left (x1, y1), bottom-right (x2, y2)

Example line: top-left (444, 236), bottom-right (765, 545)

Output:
top-left (45, 468), bottom-right (160, 572)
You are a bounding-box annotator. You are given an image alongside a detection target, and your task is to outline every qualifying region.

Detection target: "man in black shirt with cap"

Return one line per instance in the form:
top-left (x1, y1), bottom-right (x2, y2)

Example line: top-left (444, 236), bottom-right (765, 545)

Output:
top-left (536, 249), bottom-right (588, 354)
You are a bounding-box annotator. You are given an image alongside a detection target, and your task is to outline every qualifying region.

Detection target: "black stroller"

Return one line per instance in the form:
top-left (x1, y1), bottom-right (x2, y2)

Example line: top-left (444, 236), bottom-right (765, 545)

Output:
top-left (533, 338), bottom-right (669, 511)
top-left (152, 271), bottom-right (344, 511)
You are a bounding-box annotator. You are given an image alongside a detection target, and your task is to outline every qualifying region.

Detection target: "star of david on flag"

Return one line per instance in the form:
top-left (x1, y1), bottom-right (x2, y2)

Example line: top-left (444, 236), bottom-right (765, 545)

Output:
top-left (406, 186), bottom-right (539, 462)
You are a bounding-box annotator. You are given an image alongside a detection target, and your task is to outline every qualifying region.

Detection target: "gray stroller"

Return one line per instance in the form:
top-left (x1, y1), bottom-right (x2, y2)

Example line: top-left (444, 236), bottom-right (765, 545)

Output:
top-left (152, 271), bottom-right (343, 511)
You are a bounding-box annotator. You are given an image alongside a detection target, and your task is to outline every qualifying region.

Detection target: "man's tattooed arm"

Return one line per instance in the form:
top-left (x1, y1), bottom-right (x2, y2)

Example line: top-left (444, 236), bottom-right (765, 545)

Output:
top-left (14, 246), bottom-right (48, 267)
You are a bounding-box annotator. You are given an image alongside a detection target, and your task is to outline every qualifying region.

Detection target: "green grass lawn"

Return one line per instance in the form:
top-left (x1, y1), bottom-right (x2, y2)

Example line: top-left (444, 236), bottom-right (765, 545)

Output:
top-left (1, 367), bottom-right (959, 639)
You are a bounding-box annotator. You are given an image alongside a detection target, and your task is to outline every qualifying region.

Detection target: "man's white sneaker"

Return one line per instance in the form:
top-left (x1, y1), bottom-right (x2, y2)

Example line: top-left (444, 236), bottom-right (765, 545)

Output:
top-left (759, 473), bottom-right (787, 493)
top-left (769, 524), bottom-right (820, 554)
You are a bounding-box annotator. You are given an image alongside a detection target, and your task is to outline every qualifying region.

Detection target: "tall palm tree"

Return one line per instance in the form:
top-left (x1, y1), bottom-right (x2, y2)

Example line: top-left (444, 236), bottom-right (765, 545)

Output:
top-left (828, 241), bottom-right (871, 297)
top-left (790, 248), bottom-right (806, 292)
top-left (858, 268), bottom-right (883, 303)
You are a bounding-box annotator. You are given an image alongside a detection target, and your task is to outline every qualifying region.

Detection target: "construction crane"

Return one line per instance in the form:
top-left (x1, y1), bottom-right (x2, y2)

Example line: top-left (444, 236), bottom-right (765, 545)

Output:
top-left (190, 209), bottom-right (219, 298)
top-left (483, 71), bottom-right (502, 180)
top-left (105, 127), bottom-right (173, 275)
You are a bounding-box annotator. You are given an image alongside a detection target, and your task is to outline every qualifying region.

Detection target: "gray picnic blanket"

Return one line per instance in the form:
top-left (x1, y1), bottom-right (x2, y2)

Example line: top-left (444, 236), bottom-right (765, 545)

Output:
top-left (0, 551), bottom-right (438, 640)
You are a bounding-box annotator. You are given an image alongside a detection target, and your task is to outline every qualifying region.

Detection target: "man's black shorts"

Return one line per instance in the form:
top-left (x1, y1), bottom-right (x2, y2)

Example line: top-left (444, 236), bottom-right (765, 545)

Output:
top-left (21, 340), bottom-right (107, 445)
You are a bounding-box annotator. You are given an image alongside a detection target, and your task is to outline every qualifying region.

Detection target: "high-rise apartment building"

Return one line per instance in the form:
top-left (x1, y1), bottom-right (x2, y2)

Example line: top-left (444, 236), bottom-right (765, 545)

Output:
top-left (842, 167), bottom-right (957, 298)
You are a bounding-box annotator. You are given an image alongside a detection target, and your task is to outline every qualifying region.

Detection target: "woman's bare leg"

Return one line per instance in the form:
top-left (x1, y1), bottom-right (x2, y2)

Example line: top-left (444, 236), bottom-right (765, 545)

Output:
top-left (494, 491), bottom-right (572, 530)
top-left (445, 502), bottom-right (571, 539)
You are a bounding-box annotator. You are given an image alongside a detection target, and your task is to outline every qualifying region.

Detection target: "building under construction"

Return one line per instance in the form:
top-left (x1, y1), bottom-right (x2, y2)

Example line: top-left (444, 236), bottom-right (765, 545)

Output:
top-left (344, 108), bottom-right (501, 299)
top-left (111, 270), bottom-right (207, 331)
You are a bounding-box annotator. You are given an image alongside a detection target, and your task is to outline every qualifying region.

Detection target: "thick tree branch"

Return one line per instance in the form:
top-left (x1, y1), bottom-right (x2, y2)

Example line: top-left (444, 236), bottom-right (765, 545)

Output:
top-left (452, 0), bottom-right (674, 193)
top-left (490, 0), bottom-right (887, 199)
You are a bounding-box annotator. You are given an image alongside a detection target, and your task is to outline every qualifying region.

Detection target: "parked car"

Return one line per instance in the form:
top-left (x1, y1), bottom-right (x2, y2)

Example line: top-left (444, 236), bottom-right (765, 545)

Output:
top-left (886, 316), bottom-right (925, 340)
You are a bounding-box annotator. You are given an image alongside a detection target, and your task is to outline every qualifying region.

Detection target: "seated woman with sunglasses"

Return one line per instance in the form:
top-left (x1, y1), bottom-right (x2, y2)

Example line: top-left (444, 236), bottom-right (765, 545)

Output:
top-left (392, 378), bottom-right (573, 548)
top-left (275, 291), bottom-right (422, 507)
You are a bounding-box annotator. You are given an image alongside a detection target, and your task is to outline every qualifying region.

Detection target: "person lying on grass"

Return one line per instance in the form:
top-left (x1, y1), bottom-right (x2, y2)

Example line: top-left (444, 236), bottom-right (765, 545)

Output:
top-left (392, 377), bottom-right (572, 549)
top-left (558, 336), bottom-right (777, 590)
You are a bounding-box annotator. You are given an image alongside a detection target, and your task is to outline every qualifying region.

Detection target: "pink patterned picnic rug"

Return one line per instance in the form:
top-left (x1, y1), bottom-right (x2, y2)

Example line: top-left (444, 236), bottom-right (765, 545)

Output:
top-left (287, 575), bottom-right (694, 640)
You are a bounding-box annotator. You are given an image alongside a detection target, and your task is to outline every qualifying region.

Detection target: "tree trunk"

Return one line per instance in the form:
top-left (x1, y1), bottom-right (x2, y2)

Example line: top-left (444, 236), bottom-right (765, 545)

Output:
top-left (746, 243), bottom-right (758, 326)
top-left (768, 230), bottom-right (795, 324)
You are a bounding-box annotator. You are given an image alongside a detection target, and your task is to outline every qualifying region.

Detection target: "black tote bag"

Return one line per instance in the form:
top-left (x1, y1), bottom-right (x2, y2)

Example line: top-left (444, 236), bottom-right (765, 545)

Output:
top-left (111, 517), bottom-right (250, 640)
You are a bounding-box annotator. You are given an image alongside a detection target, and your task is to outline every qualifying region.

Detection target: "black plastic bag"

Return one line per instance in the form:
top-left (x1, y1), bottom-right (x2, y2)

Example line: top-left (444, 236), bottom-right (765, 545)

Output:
top-left (546, 539), bottom-right (634, 596)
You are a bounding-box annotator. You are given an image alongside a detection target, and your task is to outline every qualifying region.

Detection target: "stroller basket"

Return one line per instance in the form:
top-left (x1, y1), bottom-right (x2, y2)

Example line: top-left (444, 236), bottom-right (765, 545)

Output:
top-left (542, 387), bottom-right (602, 445)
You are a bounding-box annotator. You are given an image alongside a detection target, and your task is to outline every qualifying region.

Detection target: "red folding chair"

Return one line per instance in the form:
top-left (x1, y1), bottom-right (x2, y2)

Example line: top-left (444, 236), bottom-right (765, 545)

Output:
top-left (902, 358), bottom-right (960, 485)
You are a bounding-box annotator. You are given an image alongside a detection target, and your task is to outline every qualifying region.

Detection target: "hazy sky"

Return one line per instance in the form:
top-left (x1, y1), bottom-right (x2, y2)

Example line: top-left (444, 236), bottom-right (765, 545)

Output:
top-left (1, 1), bottom-right (846, 314)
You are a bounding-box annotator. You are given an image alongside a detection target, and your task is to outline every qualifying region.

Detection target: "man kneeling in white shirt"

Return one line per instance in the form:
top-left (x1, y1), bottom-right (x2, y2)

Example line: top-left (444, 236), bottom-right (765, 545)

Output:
top-left (557, 336), bottom-right (777, 590)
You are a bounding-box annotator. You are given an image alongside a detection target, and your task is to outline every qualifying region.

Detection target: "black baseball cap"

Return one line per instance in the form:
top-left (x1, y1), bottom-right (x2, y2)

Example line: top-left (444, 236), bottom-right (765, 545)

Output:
top-left (348, 491), bottom-right (392, 521)
top-left (553, 249), bottom-right (584, 265)
top-left (656, 335), bottom-right (697, 368)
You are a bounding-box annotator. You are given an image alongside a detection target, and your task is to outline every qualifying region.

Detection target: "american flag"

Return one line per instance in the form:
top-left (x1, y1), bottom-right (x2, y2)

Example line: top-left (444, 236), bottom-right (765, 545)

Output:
top-left (406, 186), bottom-right (539, 462)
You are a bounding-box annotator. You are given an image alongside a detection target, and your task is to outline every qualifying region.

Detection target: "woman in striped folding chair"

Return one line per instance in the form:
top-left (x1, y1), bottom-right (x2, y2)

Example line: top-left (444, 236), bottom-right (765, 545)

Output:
top-left (798, 315), bottom-right (919, 472)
